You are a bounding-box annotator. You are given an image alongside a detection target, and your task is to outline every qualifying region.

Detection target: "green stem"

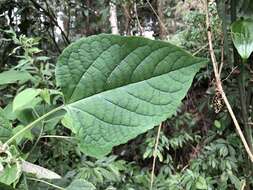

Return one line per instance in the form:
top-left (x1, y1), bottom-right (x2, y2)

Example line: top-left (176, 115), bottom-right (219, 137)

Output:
top-left (4, 106), bottom-right (64, 147)
top-left (40, 135), bottom-right (74, 139)
top-left (27, 177), bottom-right (65, 190)
top-left (238, 61), bottom-right (253, 152)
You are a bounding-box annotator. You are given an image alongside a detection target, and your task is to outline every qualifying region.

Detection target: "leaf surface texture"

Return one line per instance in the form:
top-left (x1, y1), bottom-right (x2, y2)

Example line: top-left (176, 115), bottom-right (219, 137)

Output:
top-left (56, 34), bottom-right (206, 158)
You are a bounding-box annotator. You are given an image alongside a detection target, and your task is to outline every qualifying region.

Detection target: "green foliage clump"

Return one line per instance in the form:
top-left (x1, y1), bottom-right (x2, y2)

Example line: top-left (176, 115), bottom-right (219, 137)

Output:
top-left (0, 1), bottom-right (253, 189)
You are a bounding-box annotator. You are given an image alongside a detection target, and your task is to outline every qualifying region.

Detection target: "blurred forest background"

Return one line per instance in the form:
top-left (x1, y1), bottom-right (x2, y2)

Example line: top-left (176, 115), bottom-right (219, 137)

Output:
top-left (0, 0), bottom-right (253, 189)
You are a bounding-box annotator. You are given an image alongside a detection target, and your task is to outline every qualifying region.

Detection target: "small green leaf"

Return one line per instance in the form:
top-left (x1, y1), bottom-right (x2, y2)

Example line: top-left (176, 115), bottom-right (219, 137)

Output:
top-left (0, 163), bottom-right (21, 185)
top-left (40, 89), bottom-right (51, 105)
top-left (3, 103), bottom-right (16, 121)
top-left (231, 18), bottom-right (253, 60)
top-left (214, 120), bottom-right (221, 129)
top-left (56, 34), bottom-right (206, 158)
top-left (12, 125), bottom-right (33, 144)
top-left (0, 70), bottom-right (32, 85)
top-left (62, 114), bottom-right (77, 133)
top-left (66, 179), bottom-right (96, 190)
top-left (228, 171), bottom-right (243, 190)
top-left (195, 176), bottom-right (208, 190)
top-left (13, 88), bottom-right (41, 112)
top-left (0, 108), bottom-right (12, 142)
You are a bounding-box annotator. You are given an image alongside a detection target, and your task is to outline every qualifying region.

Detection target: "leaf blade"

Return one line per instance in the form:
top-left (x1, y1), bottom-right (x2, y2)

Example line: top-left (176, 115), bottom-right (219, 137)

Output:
top-left (13, 88), bottom-right (41, 112)
top-left (231, 18), bottom-right (253, 60)
top-left (0, 108), bottom-right (13, 142)
top-left (56, 34), bottom-right (206, 158)
top-left (0, 70), bottom-right (32, 85)
top-left (21, 160), bottom-right (61, 179)
top-left (66, 179), bottom-right (96, 190)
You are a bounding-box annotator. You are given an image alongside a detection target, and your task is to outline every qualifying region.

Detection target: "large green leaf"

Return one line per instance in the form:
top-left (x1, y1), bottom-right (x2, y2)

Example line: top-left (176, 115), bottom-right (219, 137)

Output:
top-left (231, 18), bottom-right (253, 60)
top-left (13, 88), bottom-right (41, 112)
top-left (66, 179), bottom-right (96, 190)
top-left (0, 108), bottom-right (12, 142)
top-left (56, 34), bottom-right (206, 158)
top-left (0, 70), bottom-right (32, 85)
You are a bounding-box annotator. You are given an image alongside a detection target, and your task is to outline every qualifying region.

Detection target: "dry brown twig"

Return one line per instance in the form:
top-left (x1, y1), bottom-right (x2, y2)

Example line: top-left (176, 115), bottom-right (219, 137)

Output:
top-left (219, 32), bottom-right (224, 75)
top-left (150, 123), bottom-right (163, 190)
top-left (204, 0), bottom-right (253, 162)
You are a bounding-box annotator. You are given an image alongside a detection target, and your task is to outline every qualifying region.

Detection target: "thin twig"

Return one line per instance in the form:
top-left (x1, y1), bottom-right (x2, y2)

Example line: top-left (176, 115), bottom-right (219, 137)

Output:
top-left (205, 0), bottom-right (253, 162)
top-left (30, 0), bottom-right (70, 45)
top-left (192, 44), bottom-right (208, 56)
top-left (134, 2), bottom-right (143, 35)
top-left (240, 180), bottom-right (246, 190)
top-left (150, 123), bottom-right (163, 190)
top-left (146, 0), bottom-right (167, 33)
top-left (44, 0), bottom-right (70, 44)
top-left (221, 66), bottom-right (238, 82)
top-left (219, 32), bottom-right (224, 75)
top-left (47, 29), bottom-right (62, 54)
top-left (26, 124), bottom-right (44, 158)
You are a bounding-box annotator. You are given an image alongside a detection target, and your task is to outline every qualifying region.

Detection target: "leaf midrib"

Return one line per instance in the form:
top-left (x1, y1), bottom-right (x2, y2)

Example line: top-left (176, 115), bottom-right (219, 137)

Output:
top-left (66, 60), bottom-right (203, 108)
top-left (64, 36), bottom-right (199, 103)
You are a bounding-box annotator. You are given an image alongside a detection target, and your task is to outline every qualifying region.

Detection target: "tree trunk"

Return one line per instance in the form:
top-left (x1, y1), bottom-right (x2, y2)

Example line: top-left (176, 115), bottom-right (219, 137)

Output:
top-left (122, 3), bottom-right (131, 35)
top-left (85, 0), bottom-right (91, 35)
top-left (109, 1), bottom-right (119, 34)
top-left (157, 0), bottom-right (167, 40)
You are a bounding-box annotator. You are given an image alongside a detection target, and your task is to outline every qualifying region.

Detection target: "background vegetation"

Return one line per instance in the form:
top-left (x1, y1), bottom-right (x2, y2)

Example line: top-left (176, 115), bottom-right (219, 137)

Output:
top-left (0, 0), bottom-right (253, 189)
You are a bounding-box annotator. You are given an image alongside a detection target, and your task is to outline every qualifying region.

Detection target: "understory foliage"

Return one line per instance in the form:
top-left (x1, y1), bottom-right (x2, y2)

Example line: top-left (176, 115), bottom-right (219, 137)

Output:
top-left (0, 0), bottom-right (253, 190)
